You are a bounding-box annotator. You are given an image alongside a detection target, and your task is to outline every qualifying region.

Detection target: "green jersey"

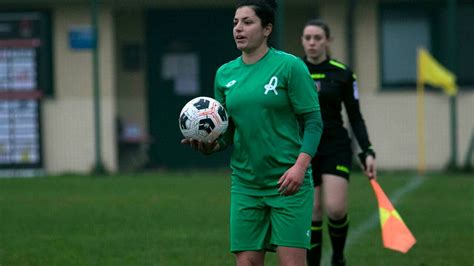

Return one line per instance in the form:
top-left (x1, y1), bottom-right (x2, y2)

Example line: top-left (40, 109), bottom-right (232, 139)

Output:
top-left (214, 48), bottom-right (320, 196)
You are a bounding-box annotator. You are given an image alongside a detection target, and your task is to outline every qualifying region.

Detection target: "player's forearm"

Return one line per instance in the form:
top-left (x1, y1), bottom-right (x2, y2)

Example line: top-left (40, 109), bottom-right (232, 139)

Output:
top-left (295, 152), bottom-right (312, 170)
top-left (299, 110), bottom-right (323, 157)
top-left (351, 120), bottom-right (372, 152)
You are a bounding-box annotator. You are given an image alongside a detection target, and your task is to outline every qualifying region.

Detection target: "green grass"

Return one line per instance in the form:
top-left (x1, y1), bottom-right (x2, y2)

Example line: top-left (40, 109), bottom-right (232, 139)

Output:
top-left (0, 170), bottom-right (472, 265)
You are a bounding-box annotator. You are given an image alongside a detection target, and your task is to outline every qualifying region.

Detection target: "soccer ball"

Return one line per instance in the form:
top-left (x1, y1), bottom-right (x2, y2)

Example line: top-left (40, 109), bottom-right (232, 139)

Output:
top-left (179, 96), bottom-right (229, 142)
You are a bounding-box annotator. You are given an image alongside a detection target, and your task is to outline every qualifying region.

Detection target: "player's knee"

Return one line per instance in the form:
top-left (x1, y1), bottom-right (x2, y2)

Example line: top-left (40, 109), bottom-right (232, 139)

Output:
top-left (312, 201), bottom-right (323, 220)
top-left (326, 207), bottom-right (347, 220)
top-left (235, 252), bottom-right (264, 266)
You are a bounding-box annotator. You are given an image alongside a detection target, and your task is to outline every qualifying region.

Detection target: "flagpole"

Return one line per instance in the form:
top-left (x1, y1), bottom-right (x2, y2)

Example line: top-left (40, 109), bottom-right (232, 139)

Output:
top-left (416, 82), bottom-right (426, 175)
top-left (91, 0), bottom-right (106, 174)
top-left (416, 48), bottom-right (426, 175)
top-left (446, 0), bottom-right (458, 170)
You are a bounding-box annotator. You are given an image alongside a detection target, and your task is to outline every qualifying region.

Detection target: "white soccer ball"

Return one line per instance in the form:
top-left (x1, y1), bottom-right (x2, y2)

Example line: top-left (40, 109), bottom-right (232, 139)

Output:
top-left (179, 96), bottom-right (229, 142)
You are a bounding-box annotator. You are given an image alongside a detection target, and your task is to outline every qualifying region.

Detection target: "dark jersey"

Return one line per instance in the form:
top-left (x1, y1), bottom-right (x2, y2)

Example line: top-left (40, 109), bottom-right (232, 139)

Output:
top-left (303, 57), bottom-right (372, 155)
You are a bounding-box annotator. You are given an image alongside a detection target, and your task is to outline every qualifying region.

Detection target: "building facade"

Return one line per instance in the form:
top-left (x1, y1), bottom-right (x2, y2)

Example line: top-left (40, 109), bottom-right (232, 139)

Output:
top-left (1, 0), bottom-right (472, 174)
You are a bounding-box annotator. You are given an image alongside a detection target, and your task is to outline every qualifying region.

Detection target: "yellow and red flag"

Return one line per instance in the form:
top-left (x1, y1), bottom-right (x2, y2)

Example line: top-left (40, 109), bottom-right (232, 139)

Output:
top-left (371, 179), bottom-right (416, 253)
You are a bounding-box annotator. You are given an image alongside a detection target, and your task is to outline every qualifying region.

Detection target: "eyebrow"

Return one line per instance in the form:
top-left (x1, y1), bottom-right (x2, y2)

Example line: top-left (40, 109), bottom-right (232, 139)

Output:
top-left (234, 15), bottom-right (252, 20)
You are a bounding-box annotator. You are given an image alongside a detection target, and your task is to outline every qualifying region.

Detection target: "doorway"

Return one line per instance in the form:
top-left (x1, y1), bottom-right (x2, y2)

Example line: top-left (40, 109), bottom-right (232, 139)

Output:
top-left (146, 8), bottom-right (238, 168)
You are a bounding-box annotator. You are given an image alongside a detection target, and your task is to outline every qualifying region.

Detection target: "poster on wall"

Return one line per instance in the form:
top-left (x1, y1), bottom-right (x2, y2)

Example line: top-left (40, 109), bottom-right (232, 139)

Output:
top-left (0, 11), bottom-right (49, 171)
top-left (161, 53), bottom-right (200, 96)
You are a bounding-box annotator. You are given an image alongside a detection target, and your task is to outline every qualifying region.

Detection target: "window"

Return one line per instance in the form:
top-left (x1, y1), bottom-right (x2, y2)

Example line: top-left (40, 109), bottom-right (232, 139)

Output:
top-left (380, 2), bottom-right (474, 89)
top-left (0, 11), bottom-right (52, 170)
top-left (0, 11), bottom-right (53, 97)
top-left (456, 6), bottom-right (474, 86)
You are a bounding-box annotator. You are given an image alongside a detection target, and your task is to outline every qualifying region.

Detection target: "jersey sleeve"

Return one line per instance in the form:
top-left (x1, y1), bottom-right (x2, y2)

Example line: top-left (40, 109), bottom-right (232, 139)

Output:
top-left (342, 71), bottom-right (373, 153)
top-left (214, 68), bottom-right (234, 149)
top-left (287, 58), bottom-right (321, 115)
top-left (299, 110), bottom-right (323, 157)
top-left (214, 67), bottom-right (225, 106)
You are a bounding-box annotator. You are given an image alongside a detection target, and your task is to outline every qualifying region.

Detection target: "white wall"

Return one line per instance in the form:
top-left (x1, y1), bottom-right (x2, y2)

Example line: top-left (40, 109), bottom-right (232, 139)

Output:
top-left (42, 5), bottom-right (117, 173)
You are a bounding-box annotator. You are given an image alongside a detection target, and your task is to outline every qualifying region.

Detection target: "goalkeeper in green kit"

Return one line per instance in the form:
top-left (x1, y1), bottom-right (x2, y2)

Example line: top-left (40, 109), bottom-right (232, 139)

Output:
top-left (182, 0), bottom-right (323, 265)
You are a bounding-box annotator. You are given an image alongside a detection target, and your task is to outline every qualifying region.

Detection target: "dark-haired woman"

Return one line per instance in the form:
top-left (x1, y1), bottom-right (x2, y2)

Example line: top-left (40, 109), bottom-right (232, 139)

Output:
top-left (301, 19), bottom-right (377, 266)
top-left (182, 1), bottom-right (323, 265)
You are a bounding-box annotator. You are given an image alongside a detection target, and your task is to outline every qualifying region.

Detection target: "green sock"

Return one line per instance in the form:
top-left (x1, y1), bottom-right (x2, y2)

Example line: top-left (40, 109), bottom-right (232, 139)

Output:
top-left (307, 220), bottom-right (323, 266)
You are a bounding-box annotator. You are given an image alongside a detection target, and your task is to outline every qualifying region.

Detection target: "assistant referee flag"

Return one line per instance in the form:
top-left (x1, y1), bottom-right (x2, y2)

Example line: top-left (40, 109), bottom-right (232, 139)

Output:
top-left (371, 179), bottom-right (416, 253)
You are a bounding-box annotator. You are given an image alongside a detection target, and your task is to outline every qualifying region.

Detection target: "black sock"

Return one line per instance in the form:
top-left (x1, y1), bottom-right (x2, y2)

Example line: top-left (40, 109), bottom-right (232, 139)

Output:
top-left (307, 220), bottom-right (323, 266)
top-left (328, 215), bottom-right (349, 261)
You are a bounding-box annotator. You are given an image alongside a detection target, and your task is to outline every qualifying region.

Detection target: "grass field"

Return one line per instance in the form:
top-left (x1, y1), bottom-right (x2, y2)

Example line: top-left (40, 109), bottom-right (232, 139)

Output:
top-left (0, 170), bottom-right (472, 265)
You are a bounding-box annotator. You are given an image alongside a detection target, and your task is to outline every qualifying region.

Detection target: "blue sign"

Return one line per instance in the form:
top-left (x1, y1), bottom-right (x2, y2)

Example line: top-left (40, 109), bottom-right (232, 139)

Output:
top-left (69, 26), bottom-right (95, 50)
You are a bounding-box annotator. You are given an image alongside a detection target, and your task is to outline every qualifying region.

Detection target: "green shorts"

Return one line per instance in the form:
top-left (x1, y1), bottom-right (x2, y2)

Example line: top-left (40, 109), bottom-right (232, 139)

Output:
top-left (230, 185), bottom-right (313, 252)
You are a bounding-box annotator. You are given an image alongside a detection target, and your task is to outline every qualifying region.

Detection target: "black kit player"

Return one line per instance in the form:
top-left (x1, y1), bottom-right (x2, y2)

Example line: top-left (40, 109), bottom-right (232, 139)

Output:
top-left (301, 19), bottom-right (378, 266)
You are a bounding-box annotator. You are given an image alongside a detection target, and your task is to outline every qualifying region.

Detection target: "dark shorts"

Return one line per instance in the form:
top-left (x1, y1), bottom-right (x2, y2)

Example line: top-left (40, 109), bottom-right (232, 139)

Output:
top-left (311, 149), bottom-right (352, 187)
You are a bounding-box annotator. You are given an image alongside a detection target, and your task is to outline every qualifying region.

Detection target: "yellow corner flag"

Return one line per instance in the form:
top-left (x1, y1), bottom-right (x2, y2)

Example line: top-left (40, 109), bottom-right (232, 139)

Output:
top-left (370, 179), bottom-right (416, 253)
top-left (417, 48), bottom-right (457, 96)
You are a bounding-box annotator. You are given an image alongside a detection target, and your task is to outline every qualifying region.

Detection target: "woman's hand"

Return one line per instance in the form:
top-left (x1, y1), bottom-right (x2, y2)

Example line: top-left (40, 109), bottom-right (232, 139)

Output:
top-left (364, 155), bottom-right (377, 180)
top-left (278, 165), bottom-right (306, 196)
top-left (278, 153), bottom-right (311, 196)
top-left (181, 139), bottom-right (220, 155)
